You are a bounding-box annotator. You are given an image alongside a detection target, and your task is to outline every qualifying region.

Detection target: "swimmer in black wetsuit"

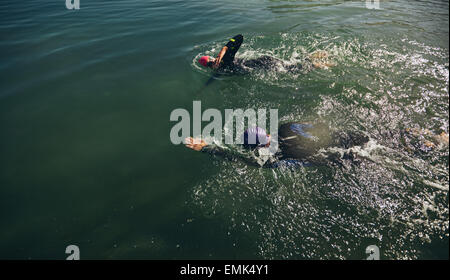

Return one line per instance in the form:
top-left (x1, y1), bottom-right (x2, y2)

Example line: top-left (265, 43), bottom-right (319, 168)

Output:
top-left (199, 34), bottom-right (245, 69)
top-left (184, 122), bottom-right (369, 168)
top-left (198, 34), bottom-right (335, 74)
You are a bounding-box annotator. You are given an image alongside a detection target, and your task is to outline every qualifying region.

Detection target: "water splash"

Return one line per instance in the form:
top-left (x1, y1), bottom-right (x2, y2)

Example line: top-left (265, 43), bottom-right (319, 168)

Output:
top-left (189, 31), bottom-right (448, 259)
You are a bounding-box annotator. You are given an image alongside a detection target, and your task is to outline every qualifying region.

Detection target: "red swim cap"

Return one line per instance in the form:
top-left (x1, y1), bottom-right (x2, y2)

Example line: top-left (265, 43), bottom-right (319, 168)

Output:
top-left (198, 56), bottom-right (210, 67)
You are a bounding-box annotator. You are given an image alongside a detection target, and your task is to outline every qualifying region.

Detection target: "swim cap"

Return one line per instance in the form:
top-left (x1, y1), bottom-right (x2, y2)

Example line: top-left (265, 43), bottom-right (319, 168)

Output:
top-left (199, 56), bottom-right (210, 67)
top-left (243, 126), bottom-right (269, 147)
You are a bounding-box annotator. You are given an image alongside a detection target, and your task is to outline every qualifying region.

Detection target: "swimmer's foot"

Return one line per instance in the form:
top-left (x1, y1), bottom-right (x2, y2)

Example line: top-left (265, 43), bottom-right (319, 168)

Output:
top-left (309, 51), bottom-right (336, 69)
top-left (434, 132), bottom-right (449, 145)
top-left (310, 51), bottom-right (328, 59)
top-left (403, 128), bottom-right (449, 152)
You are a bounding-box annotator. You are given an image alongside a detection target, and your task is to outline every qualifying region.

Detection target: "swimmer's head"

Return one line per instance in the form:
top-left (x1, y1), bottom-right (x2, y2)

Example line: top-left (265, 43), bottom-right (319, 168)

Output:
top-left (243, 126), bottom-right (270, 148)
top-left (198, 56), bottom-right (215, 67)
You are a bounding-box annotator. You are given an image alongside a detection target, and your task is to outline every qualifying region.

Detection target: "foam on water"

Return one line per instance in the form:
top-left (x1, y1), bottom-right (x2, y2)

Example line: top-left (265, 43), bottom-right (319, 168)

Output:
top-left (189, 31), bottom-right (448, 259)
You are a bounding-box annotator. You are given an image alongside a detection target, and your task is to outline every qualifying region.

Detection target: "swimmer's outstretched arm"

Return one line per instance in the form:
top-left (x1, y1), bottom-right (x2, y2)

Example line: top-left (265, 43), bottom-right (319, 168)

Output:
top-left (213, 46), bottom-right (228, 69)
top-left (184, 137), bottom-right (262, 167)
top-left (184, 137), bottom-right (240, 159)
top-left (184, 137), bottom-right (314, 168)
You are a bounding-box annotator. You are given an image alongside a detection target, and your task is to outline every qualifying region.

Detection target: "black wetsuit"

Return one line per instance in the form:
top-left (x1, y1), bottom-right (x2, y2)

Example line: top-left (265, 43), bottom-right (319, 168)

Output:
top-left (200, 122), bottom-right (370, 168)
top-left (219, 34), bottom-right (304, 74)
top-left (221, 34), bottom-right (244, 66)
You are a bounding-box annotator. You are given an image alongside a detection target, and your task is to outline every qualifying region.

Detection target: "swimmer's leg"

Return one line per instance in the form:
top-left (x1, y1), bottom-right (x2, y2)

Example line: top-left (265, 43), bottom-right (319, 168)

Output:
top-left (243, 56), bottom-right (283, 70)
top-left (333, 130), bottom-right (370, 149)
top-left (285, 63), bottom-right (303, 74)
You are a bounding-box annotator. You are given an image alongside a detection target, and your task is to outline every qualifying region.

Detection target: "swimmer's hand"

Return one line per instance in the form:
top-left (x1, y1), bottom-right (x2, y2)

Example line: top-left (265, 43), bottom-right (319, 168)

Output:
top-left (211, 58), bottom-right (218, 69)
top-left (184, 137), bottom-right (208, 151)
top-left (212, 58), bottom-right (221, 69)
top-left (213, 46), bottom-right (228, 69)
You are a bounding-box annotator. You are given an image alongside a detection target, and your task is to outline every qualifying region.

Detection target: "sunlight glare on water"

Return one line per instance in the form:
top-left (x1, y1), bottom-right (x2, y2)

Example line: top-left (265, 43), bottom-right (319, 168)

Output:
top-left (0, 0), bottom-right (448, 259)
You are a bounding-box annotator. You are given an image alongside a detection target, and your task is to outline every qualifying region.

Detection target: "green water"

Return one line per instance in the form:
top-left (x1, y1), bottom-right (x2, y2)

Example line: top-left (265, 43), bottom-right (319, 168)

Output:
top-left (0, 0), bottom-right (448, 259)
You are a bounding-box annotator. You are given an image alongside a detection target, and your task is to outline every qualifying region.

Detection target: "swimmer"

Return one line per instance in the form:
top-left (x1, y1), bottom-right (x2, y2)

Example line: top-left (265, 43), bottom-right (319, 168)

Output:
top-left (198, 34), bottom-right (335, 74)
top-left (184, 123), bottom-right (369, 168)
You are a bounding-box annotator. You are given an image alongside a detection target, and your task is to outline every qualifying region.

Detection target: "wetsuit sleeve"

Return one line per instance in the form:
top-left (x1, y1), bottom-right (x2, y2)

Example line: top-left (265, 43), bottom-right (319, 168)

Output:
top-left (200, 144), bottom-right (310, 169)
top-left (200, 144), bottom-right (262, 167)
top-left (222, 34), bottom-right (243, 65)
top-left (200, 144), bottom-right (228, 157)
top-left (225, 34), bottom-right (243, 49)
